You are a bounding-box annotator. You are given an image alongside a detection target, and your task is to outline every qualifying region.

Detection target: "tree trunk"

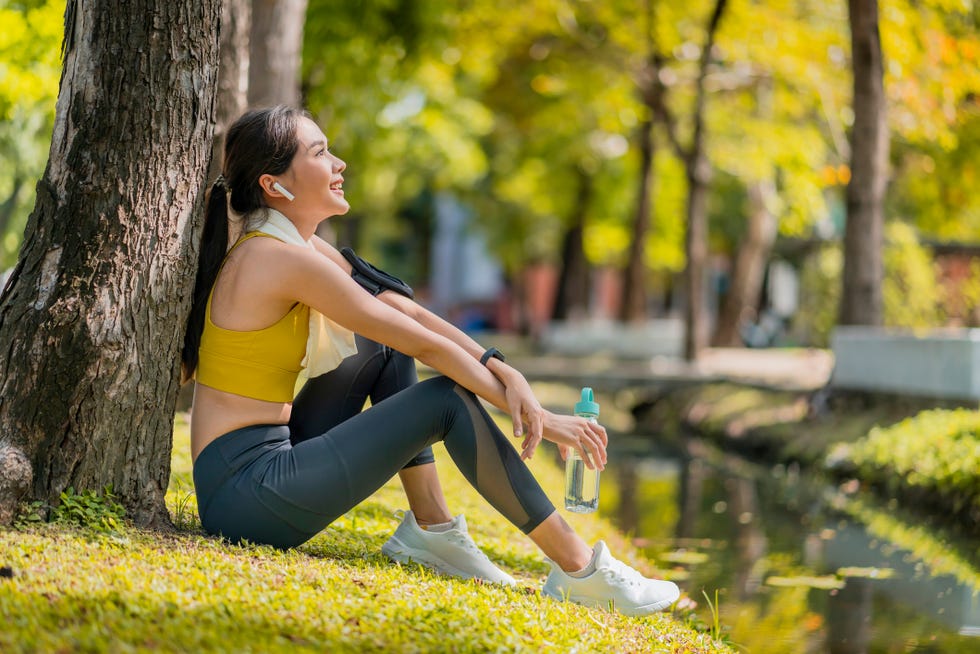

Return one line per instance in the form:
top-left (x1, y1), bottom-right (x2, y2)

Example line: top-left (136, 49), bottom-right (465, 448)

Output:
top-left (712, 180), bottom-right (777, 346)
top-left (210, 0), bottom-right (252, 180)
top-left (840, 0), bottom-right (887, 326)
top-left (713, 77), bottom-right (776, 347)
top-left (619, 118), bottom-right (655, 323)
top-left (248, 0), bottom-right (308, 108)
top-left (662, 0), bottom-right (728, 361)
top-left (0, 0), bottom-right (220, 526)
top-left (552, 170), bottom-right (593, 322)
top-left (684, 154), bottom-right (711, 360)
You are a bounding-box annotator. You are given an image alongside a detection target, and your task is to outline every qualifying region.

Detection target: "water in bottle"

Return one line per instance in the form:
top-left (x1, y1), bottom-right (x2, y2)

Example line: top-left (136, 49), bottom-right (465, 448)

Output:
top-left (564, 387), bottom-right (600, 513)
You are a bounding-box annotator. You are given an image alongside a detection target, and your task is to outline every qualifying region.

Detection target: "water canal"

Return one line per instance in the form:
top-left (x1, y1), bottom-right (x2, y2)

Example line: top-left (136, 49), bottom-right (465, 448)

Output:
top-left (598, 434), bottom-right (980, 653)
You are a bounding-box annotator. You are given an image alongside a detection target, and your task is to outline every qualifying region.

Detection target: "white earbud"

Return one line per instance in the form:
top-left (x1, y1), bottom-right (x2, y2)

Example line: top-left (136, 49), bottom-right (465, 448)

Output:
top-left (272, 181), bottom-right (295, 202)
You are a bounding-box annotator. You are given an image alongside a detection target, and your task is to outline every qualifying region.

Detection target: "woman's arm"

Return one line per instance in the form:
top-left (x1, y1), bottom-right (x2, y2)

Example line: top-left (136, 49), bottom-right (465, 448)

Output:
top-left (277, 241), bottom-right (606, 467)
top-left (311, 237), bottom-right (527, 409)
top-left (375, 291), bottom-right (548, 444)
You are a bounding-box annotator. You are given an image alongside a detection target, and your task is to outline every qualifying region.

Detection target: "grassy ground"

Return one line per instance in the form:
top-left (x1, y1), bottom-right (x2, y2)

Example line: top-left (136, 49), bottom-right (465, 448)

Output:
top-left (0, 412), bottom-right (734, 653)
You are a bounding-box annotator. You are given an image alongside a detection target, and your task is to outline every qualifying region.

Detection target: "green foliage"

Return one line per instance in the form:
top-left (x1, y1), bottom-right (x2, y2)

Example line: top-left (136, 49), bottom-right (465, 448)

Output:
top-left (794, 222), bottom-right (945, 346)
top-left (0, 0), bottom-right (64, 267)
top-left (794, 244), bottom-right (842, 347)
top-left (12, 500), bottom-right (47, 530)
top-left (829, 408), bottom-right (980, 518)
top-left (881, 222), bottom-right (945, 328)
top-left (53, 485), bottom-right (126, 533)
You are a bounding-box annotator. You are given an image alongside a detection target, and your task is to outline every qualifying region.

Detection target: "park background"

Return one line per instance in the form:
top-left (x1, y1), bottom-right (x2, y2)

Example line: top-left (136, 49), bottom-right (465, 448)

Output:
top-left (2, 0), bottom-right (980, 652)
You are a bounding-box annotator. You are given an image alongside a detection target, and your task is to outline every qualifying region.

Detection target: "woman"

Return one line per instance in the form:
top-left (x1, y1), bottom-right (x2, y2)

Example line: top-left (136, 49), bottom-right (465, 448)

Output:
top-left (182, 106), bottom-right (680, 616)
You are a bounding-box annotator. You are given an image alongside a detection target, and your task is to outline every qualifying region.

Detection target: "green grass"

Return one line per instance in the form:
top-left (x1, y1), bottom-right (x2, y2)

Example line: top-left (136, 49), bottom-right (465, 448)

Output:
top-left (0, 412), bottom-right (734, 653)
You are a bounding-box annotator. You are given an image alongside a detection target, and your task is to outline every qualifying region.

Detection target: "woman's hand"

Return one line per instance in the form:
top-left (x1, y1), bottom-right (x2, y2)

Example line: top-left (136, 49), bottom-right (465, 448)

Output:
top-left (496, 368), bottom-right (607, 469)
top-left (533, 411), bottom-right (608, 470)
top-left (500, 372), bottom-right (546, 457)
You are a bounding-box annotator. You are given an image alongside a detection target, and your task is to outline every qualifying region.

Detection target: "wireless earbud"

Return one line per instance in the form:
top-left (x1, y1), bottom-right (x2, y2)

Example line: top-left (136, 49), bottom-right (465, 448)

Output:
top-left (272, 181), bottom-right (295, 202)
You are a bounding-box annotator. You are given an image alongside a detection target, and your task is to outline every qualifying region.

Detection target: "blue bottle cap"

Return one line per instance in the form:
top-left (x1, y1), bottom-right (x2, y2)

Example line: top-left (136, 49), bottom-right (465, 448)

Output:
top-left (574, 387), bottom-right (600, 416)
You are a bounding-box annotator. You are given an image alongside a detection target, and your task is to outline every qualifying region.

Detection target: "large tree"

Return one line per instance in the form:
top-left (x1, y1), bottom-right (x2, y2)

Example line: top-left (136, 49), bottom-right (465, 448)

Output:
top-left (840, 0), bottom-right (888, 326)
top-left (0, 0), bottom-right (221, 525)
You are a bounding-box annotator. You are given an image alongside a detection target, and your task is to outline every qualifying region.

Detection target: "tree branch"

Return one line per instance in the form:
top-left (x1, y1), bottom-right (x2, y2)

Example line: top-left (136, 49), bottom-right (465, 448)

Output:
top-left (689, 0), bottom-right (730, 173)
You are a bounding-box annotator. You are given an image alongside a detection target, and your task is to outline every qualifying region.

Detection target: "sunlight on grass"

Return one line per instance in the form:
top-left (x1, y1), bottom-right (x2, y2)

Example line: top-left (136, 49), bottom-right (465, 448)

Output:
top-left (0, 407), bottom-right (736, 653)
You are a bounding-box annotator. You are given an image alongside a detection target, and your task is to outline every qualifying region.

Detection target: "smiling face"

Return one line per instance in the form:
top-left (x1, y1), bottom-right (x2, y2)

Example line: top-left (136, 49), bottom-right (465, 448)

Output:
top-left (277, 117), bottom-right (349, 219)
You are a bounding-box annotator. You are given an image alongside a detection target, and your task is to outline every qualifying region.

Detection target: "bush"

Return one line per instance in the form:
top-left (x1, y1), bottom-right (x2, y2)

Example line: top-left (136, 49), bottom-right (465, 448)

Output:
top-left (828, 408), bottom-right (980, 518)
top-left (794, 222), bottom-right (945, 347)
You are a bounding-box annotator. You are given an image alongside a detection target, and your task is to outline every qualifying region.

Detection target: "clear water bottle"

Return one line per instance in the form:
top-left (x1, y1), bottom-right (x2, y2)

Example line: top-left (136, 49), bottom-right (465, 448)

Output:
top-left (564, 387), bottom-right (600, 513)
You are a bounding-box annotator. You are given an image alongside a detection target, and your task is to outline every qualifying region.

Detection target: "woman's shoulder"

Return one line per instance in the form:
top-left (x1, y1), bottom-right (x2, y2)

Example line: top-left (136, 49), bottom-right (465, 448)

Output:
top-left (236, 234), bottom-right (338, 285)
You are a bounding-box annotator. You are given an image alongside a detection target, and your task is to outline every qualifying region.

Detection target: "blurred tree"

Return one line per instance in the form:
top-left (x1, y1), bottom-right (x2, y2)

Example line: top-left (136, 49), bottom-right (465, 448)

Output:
top-left (0, 0), bottom-right (220, 525)
top-left (840, 0), bottom-right (888, 326)
top-left (249, 0), bottom-right (308, 108)
top-left (709, 0), bottom-right (849, 346)
top-left (883, 2), bottom-right (980, 241)
top-left (211, 0), bottom-right (252, 181)
top-left (654, 0), bottom-right (729, 359)
top-left (551, 168), bottom-right (593, 321)
top-left (616, 0), bottom-right (660, 325)
top-left (794, 224), bottom-right (944, 347)
top-left (303, 0), bottom-right (489, 258)
top-left (295, 0), bottom-right (979, 341)
top-left (466, 2), bottom-right (639, 324)
top-left (0, 0), bottom-right (65, 269)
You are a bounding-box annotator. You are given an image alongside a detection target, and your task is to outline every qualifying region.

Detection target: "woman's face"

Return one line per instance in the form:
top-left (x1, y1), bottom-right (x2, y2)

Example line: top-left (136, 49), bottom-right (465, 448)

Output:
top-left (281, 117), bottom-right (349, 218)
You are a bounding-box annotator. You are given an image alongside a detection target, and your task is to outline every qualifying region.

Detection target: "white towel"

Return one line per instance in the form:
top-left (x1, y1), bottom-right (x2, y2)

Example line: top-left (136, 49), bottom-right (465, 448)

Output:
top-left (254, 209), bottom-right (358, 391)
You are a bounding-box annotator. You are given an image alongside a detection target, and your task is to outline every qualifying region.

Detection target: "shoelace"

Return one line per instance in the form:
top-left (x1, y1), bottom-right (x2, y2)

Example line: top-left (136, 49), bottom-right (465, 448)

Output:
top-left (447, 531), bottom-right (492, 561)
top-left (603, 559), bottom-right (645, 587)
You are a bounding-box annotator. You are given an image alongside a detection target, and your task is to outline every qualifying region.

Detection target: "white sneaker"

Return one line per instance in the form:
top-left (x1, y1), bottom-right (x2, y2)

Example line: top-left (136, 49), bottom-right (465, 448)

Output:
top-left (381, 510), bottom-right (516, 586)
top-left (542, 541), bottom-right (680, 616)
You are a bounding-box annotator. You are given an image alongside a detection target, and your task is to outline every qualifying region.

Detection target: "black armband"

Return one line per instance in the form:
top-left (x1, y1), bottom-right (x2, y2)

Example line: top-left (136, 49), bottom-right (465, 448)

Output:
top-left (480, 347), bottom-right (505, 366)
top-left (340, 247), bottom-right (415, 299)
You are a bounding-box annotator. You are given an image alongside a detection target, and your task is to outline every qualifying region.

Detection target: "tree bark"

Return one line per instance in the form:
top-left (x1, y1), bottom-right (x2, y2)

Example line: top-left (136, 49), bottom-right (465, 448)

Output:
top-left (0, 0), bottom-right (220, 526)
top-left (619, 117), bottom-right (655, 323)
top-left (248, 0), bottom-right (308, 108)
top-left (840, 0), bottom-right (888, 326)
top-left (552, 169), bottom-right (593, 322)
top-left (211, 0), bottom-right (252, 180)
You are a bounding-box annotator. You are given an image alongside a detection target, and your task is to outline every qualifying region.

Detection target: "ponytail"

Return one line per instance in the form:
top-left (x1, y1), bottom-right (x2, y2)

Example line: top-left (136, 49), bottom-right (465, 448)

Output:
top-left (181, 106), bottom-right (304, 379)
top-left (182, 178), bottom-right (231, 377)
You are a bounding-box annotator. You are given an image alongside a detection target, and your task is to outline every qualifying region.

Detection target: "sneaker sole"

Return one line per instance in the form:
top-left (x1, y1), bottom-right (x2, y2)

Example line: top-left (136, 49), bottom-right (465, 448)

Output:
top-left (382, 537), bottom-right (516, 585)
top-left (541, 585), bottom-right (680, 616)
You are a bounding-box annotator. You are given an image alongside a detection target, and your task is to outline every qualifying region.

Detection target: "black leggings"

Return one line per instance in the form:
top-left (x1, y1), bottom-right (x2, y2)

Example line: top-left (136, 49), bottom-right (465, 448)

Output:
top-left (192, 337), bottom-right (556, 549)
top-left (291, 334), bottom-right (434, 467)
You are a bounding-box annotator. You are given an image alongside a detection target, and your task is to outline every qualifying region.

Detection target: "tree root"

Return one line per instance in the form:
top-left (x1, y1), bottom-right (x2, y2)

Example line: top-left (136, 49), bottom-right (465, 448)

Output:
top-left (0, 444), bottom-right (32, 525)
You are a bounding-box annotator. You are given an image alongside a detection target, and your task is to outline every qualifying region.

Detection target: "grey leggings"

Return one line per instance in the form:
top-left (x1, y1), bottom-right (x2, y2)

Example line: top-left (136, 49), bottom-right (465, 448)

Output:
top-left (192, 337), bottom-right (556, 549)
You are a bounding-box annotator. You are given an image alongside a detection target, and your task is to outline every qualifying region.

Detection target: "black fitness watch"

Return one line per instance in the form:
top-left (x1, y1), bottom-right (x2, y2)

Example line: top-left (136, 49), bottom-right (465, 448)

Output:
top-left (480, 347), bottom-right (505, 366)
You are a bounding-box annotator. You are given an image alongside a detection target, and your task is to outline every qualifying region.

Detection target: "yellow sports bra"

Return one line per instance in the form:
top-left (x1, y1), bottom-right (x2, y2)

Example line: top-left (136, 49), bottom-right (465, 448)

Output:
top-left (195, 232), bottom-right (310, 402)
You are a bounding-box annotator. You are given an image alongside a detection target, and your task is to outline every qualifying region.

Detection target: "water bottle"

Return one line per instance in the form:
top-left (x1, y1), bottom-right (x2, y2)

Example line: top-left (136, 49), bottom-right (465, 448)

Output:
top-left (564, 387), bottom-right (600, 513)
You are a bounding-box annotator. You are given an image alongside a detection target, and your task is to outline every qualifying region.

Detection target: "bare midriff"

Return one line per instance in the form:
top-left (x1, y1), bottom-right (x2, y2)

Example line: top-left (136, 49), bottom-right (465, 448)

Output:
top-left (190, 382), bottom-right (292, 463)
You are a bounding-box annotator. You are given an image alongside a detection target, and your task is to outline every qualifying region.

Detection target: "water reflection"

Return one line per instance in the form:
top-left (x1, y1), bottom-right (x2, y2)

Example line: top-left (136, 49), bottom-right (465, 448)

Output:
top-left (602, 438), bottom-right (980, 653)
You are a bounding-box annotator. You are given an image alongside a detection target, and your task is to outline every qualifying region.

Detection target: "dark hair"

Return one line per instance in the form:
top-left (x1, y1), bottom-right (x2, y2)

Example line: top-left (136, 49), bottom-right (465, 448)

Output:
top-left (181, 105), bottom-right (306, 375)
